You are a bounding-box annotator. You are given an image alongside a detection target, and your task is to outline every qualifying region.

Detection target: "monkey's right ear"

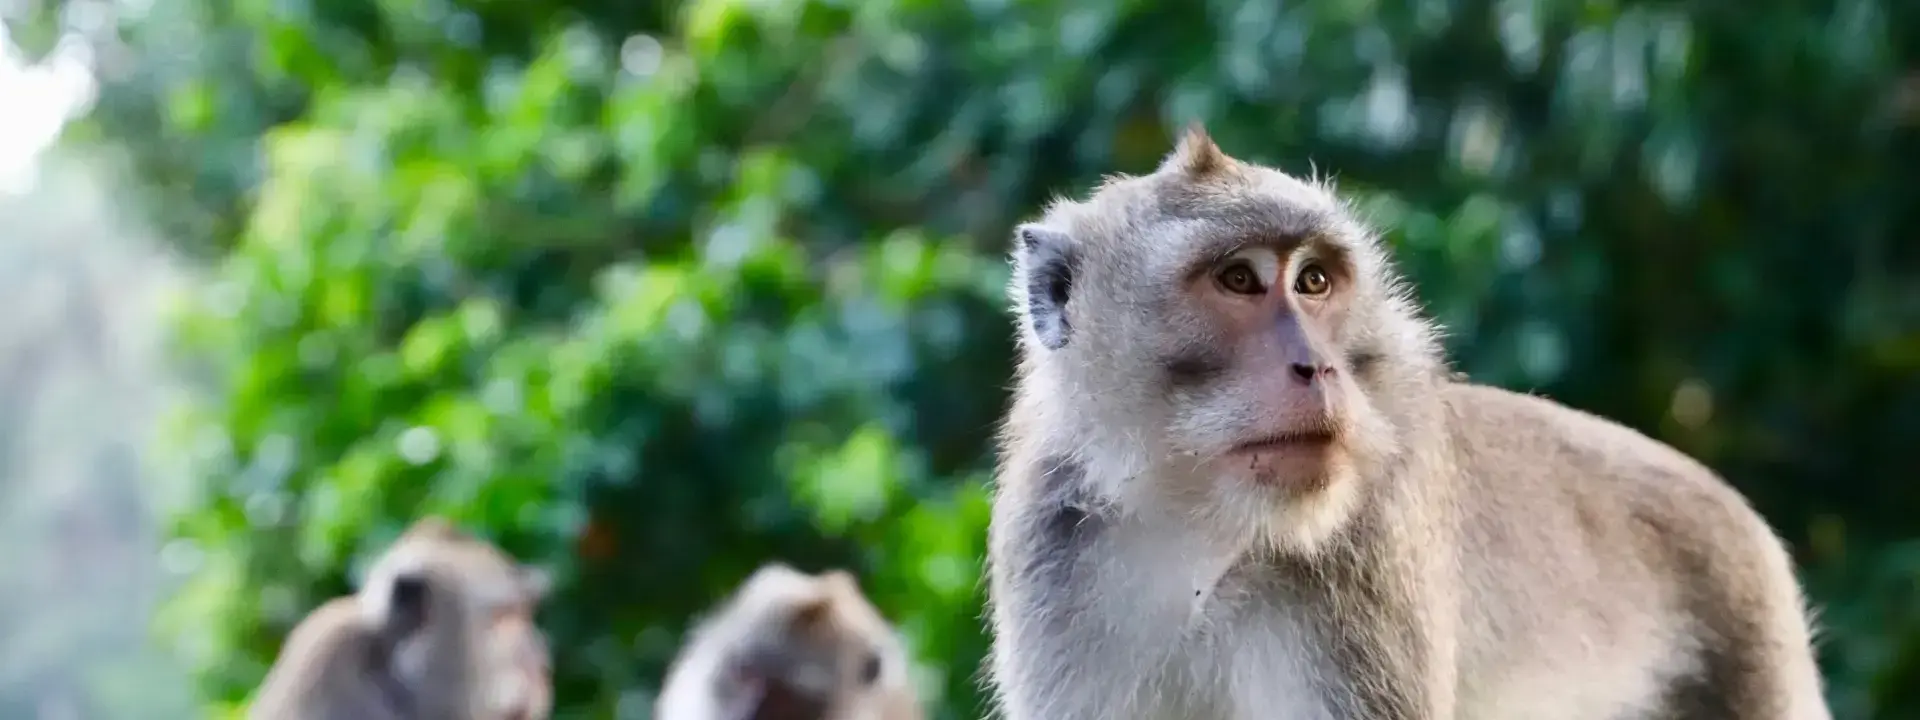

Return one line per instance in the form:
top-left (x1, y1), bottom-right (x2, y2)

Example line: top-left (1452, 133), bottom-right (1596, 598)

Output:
top-left (791, 594), bottom-right (835, 629)
top-left (402, 516), bottom-right (461, 540)
top-left (1014, 223), bottom-right (1077, 351)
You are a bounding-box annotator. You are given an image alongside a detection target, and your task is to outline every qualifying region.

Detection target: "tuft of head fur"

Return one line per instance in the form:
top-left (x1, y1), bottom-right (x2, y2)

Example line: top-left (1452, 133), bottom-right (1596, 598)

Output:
top-left (656, 563), bottom-right (924, 720)
top-left (1159, 121), bottom-right (1232, 177)
top-left (1003, 125), bottom-right (1447, 553)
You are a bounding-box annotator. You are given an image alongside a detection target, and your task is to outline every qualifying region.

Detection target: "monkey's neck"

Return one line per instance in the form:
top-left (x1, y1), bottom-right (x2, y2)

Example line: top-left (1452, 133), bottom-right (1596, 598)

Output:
top-left (399, 614), bottom-right (483, 718)
top-left (363, 644), bottom-right (415, 717)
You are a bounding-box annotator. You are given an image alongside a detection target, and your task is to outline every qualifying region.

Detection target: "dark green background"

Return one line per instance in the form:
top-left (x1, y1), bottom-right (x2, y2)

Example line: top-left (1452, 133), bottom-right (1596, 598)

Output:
top-left (5, 0), bottom-right (1915, 716)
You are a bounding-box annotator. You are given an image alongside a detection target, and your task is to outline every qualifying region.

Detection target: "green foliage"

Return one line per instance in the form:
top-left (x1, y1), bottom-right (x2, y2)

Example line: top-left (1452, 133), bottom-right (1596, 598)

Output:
top-left (11, 0), bottom-right (1917, 715)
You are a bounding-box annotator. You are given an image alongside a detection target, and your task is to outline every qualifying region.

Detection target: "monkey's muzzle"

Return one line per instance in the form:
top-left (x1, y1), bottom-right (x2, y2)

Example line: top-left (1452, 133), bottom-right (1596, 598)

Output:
top-left (723, 652), bottom-right (832, 720)
top-left (740, 677), bottom-right (829, 720)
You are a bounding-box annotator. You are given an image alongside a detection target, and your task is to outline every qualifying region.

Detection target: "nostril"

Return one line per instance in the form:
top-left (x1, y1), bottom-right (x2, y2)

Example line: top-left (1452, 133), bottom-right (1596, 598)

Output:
top-left (1288, 363), bottom-right (1317, 384)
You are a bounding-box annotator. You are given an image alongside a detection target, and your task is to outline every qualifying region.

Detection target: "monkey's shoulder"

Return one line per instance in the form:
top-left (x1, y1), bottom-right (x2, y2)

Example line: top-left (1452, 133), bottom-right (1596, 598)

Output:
top-left (1439, 380), bottom-right (1801, 605)
top-left (248, 598), bottom-right (380, 719)
top-left (995, 451), bottom-right (1102, 516)
top-left (265, 597), bottom-right (384, 685)
top-left (985, 450), bottom-right (1108, 574)
top-left (282, 597), bottom-right (376, 649)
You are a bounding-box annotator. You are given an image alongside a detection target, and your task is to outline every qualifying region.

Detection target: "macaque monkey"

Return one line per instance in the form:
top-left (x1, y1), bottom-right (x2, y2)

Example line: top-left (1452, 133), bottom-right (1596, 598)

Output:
top-left (655, 563), bottom-right (923, 720)
top-left (247, 518), bottom-right (554, 720)
top-left (983, 125), bottom-right (1832, 720)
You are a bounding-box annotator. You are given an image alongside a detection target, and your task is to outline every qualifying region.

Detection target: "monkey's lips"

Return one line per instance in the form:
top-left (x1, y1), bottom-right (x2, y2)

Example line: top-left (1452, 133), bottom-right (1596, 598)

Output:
top-left (1228, 428), bottom-right (1339, 454)
top-left (1225, 428), bottom-right (1344, 490)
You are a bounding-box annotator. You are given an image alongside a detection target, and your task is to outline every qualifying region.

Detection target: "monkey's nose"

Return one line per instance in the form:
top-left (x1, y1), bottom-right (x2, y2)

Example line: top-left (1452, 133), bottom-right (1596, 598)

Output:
top-left (1288, 363), bottom-right (1319, 384)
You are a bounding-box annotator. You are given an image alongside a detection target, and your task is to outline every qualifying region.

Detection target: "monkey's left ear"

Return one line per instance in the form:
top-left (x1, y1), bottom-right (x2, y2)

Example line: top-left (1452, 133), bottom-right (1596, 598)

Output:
top-left (1014, 223), bottom-right (1077, 351)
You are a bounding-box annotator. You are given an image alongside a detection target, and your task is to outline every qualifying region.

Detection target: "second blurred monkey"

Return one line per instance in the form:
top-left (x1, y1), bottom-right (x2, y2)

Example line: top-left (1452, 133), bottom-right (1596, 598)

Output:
top-left (247, 518), bottom-right (554, 720)
top-left (656, 564), bottom-right (923, 720)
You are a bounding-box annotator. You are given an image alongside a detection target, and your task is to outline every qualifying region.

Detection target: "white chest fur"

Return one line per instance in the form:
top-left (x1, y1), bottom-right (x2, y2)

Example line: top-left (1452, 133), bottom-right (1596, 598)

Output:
top-left (1043, 515), bottom-right (1343, 720)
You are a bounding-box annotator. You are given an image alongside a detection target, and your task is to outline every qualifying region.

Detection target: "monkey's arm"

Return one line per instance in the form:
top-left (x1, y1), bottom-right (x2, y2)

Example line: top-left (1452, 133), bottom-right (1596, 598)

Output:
top-left (247, 598), bottom-right (413, 720)
top-left (247, 599), bottom-right (364, 720)
top-left (983, 517), bottom-right (1082, 720)
top-left (983, 459), bottom-right (1126, 720)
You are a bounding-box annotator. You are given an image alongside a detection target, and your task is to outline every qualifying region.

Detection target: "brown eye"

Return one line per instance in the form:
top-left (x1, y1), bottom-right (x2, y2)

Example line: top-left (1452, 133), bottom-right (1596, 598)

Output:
top-left (1215, 262), bottom-right (1266, 295)
top-left (1293, 264), bottom-right (1331, 295)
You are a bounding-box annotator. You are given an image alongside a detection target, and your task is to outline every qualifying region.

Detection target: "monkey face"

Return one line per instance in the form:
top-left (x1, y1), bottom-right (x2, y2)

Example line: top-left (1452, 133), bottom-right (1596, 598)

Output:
top-left (1156, 238), bottom-right (1373, 494)
top-left (358, 518), bottom-right (555, 718)
top-left (691, 566), bottom-right (908, 720)
top-left (1010, 127), bottom-right (1430, 535)
top-left (720, 638), bottom-right (889, 720)
top-left (716, 642), bottom-right (837, 720)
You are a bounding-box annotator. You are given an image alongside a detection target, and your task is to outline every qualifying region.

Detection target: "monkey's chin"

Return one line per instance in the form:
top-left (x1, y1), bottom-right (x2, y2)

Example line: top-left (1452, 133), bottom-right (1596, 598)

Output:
top-left (1205, 445), bottom-right (1364, 554)
top-left (1230, 442), bottom-right (1346, 496)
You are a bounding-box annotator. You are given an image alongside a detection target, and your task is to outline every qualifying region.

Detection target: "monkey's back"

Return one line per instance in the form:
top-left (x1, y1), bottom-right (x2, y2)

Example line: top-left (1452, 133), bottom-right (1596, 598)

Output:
top-left (248, 597), bottom-right (406, 720)
top-left (1440, 381), bottom-right (1828, 720)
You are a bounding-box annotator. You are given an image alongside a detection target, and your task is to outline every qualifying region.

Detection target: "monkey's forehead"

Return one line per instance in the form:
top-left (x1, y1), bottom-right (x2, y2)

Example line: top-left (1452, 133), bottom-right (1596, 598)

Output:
top-left (738, 563), bottom-right (818, 597)
top-left (715, 564), bottom-right (908, 646)
top-left (717, 585), bottom-right (840, 634)
top-left (365, 538), bottom-right (526, 596)
top-left (1051, 169), bottom-right (1353, 254)
top-left (710, 606), bottom-right (907, 665)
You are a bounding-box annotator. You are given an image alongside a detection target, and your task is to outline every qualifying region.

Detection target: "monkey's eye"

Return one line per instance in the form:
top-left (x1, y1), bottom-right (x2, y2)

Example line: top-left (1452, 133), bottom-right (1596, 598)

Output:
top-left (1215, 262), bottom-right (1267, 295)
top-left (1293, 264), bottom-right (1332, 296)
top-left (856, 651), bottom-right (883, 687)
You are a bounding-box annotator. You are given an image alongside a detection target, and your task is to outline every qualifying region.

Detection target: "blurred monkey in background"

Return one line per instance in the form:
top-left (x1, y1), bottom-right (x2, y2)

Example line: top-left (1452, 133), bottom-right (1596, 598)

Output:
top-left (656, 563), bottom-right (923, 720)
top-left (247, 517), bottom-right (553, 720)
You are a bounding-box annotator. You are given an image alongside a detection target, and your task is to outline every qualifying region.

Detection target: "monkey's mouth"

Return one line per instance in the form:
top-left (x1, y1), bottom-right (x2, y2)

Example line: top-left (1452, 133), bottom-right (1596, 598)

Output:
top-left (1229, 428), bottom-right (1338, 454)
